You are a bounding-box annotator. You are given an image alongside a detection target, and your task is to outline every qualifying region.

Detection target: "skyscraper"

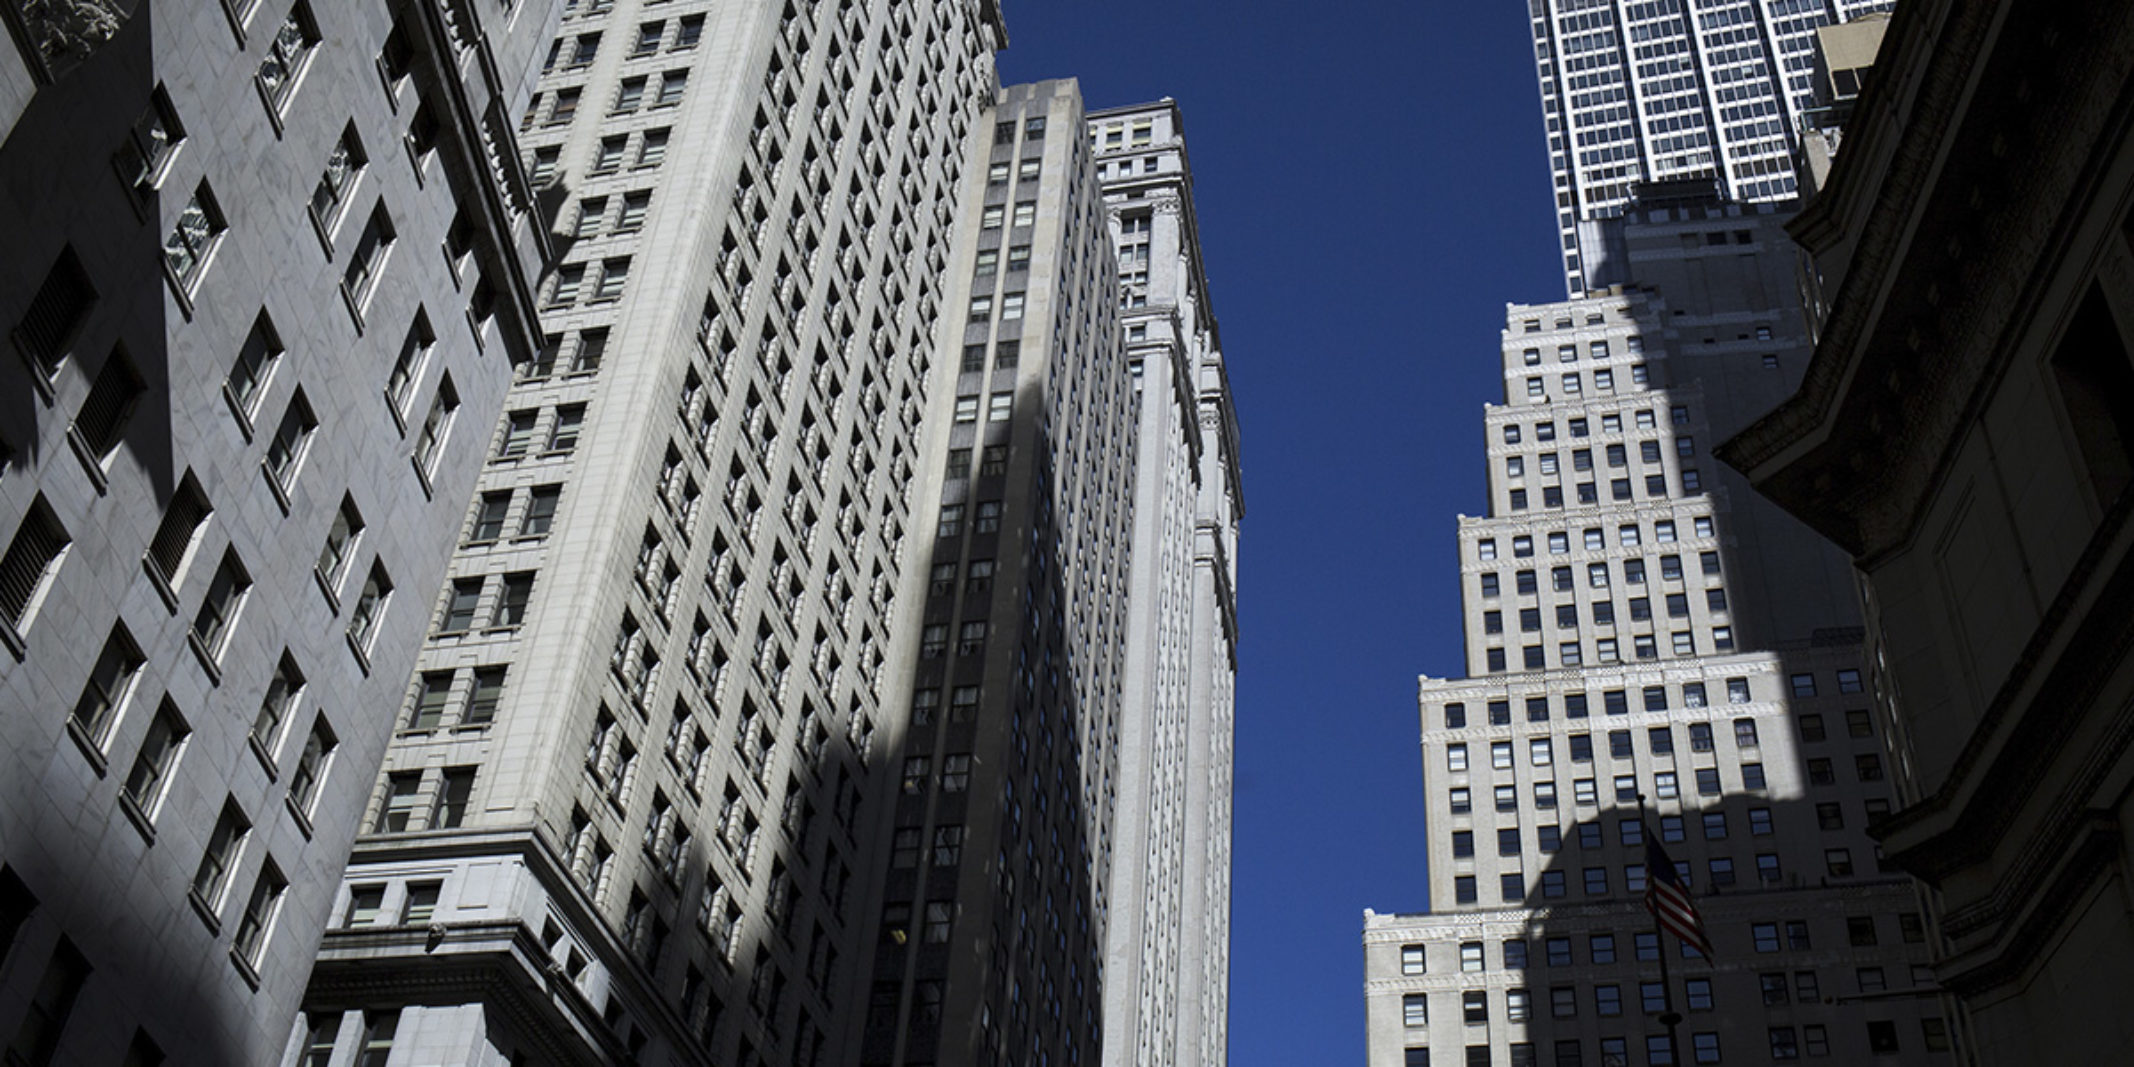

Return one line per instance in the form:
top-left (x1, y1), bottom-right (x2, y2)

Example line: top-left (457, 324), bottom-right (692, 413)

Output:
top-left (1090, 99), bottom-right (1241, 1067)
top-left (1529, 0), bottom-right (1893, 294)
top-left (851, 89), bottom-right (1243, 1067)
top-left (295, 2), bottom-right (1007, 1063)
top-left (857, 78), bottom-right (1136, 1067)
top-left (1365, 7), bottom-right (1959, 1057)
top-left (0, 2), bottom-right (550, 1062)
top-left (287, 8), bottom-right (1246, 1067)
top-left (1364, 282), bottom-right (1945, 1067)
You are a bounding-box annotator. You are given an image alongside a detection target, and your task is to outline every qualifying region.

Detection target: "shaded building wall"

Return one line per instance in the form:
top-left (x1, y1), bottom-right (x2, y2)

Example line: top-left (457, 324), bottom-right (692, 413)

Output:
top-left (1721, 2), bottom-right (2134, 1061)
top-left (857, 77), bottom-right (1135, 1067)
top-left (0, 0), bottom-right (552, 1061)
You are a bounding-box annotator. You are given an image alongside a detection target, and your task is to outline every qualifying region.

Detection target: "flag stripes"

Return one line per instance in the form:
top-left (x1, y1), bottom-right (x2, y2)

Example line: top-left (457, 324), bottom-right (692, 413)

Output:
top-left (1643, 835), bottom-right (1714, 957)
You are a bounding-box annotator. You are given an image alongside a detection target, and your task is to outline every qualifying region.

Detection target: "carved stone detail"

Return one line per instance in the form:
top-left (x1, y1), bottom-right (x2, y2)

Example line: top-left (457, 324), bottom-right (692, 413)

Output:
top-left (15, 0), bottom-right (132, 67)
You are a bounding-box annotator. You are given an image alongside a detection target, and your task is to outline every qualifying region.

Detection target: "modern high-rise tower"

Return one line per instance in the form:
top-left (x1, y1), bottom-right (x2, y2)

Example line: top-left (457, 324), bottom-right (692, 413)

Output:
top-left (1360, 6), bottom-right (1961, 1060)
top-left (1528, 0), bottom-right (1893, 294)
top-left (0, 2), bottom-right (550, 1063)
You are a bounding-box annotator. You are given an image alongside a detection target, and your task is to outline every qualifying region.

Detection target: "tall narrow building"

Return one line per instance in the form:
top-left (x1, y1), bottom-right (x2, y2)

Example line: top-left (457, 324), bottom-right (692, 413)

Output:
top-left (1528, 0), bottom-right (1893, 294)
top-left (295, 2), bottom-right (1007, 1064)
top-left (1090, 100), bottom-right (1241, 1067)
top-left (1364, 284), bottom-right (1949, 1067)
top-left (856, 76), bottom-right (1138, 1067)
top-left (0, 1), bottom-right (550, 1062)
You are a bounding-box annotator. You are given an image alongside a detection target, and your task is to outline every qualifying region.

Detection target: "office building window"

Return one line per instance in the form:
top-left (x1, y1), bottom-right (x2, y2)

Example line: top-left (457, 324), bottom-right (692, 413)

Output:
top-left (287, 718), bottom-right (335, 819)
top-left (70, 624), bottom-right (144, 750)
top-left (190, 801), bottom-right (250, 913)
top-left (219, 312), bottom-right (285, 422)
top-left (256, 3), bottom-right (319, 112)
top-left (412, 375), bottom-right (458, 478)
top-left (163, 182), bottom-right (228, 294)
top-left (249, 652), bottom-right (304, 752)
top-left (9, 937), bottom-right (89, 1067)
top-left (263, 392), bottom-right (316, 494)
top-left (121, 700), bottom-right (189, 822)
top-left (348, 563), bottom-right (392, 653)
top-left (310, 126), bottom-right (367, 234)
top-left (1400, 944), bottom-right (1426, 975)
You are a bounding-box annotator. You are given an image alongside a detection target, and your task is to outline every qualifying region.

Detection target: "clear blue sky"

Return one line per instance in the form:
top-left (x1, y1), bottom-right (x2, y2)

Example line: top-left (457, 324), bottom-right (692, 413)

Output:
top-left (996, 5), bottom-right (1567, 1063)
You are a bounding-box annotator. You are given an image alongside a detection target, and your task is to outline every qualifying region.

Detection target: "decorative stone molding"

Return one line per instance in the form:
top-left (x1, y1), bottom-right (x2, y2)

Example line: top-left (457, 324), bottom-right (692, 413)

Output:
top-left (13, 0), bottom-right (131, 68)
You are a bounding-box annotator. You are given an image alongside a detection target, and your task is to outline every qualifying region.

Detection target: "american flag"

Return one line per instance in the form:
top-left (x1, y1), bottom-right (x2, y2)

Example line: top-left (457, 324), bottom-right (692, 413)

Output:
top-left (1644, 835), bottom-right (1714, 957)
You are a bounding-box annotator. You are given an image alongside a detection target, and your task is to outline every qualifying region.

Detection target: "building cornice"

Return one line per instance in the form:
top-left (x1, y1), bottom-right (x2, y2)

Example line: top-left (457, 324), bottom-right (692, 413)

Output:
top-left (1720, 0), bottom-right (2134, 561)
top-left (331, 828), bottom-right (714, 1064)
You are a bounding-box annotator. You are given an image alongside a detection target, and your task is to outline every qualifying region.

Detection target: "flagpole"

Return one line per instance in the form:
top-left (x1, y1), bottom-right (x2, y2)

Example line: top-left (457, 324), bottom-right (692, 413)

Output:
top-left (1637, 794), bottom-right (1684, 1061)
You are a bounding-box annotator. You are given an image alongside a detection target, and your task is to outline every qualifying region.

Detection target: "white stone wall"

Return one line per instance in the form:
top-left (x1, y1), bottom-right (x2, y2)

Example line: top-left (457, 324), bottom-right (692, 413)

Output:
top-left (306, 1), bottom-right (1004, 1064)
top-left (1091, 98), bottom-right (1242, 1067)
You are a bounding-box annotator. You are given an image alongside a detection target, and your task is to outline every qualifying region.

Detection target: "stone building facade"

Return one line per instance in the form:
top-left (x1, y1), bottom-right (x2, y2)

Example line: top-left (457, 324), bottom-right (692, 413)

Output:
top-left (293, 2), bottom-right (1008, 1064)
top-left (0, 0), bottom-right (552, 1062)
top-left (1722, 1), bottom-right (2134, 1062)
top-left (1365, 285), bottom-right (1950, 1067)
top-left (856, 77), bottom-right (1136, 1067)
top-left (1089, 99), bottom-right (1242, 1067)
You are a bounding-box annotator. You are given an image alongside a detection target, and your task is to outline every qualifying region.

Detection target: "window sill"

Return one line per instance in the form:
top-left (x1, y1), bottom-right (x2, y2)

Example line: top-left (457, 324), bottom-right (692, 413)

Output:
top-left (382, 391), bottom-right (409, 437)
top-left (262, 464), bottom-right (292, 515)
top-left (339, 281), bottom-right (368, 335)
top-left (247, 731), bottom-right (280, 781)
top-left (216, 0), bottom-right (249, 44)
top-left (221, 383), bottom-right (258, 442)
top-left (118, 792), bottom-right (157, 844)
top-left (464, 308), bottom-right (495, 354)
top-left (253, 77), bottom-right (288, 140)
top-left (373, 57), bottom-right (404, 111)
top-left (345, 631), bottom-right (372, 674)
top-left (188, 888), bottom-right (224, 934)
top-left (284, 793), bottom-right (315, 839)
top-left (228, 947), bottom-right (261, 989)
top-left (63, 718), bottom-right (108, 777)
top-left (142, 557), bottom-right (181, 615)
top-left (187, 631), bottom-right (225, 686)
top-left (411, 456), bottom-right (434, 499)
top-left (313, 567), bottom-right (343, 614)
top-left (440, 243), bottom-right (468, 292)
top-left (403, 136), bottom-right (433, 188)
top-left (307, 204), bottom-right (338, 261)
top-left (160, 259), bottom-right (200, 323)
